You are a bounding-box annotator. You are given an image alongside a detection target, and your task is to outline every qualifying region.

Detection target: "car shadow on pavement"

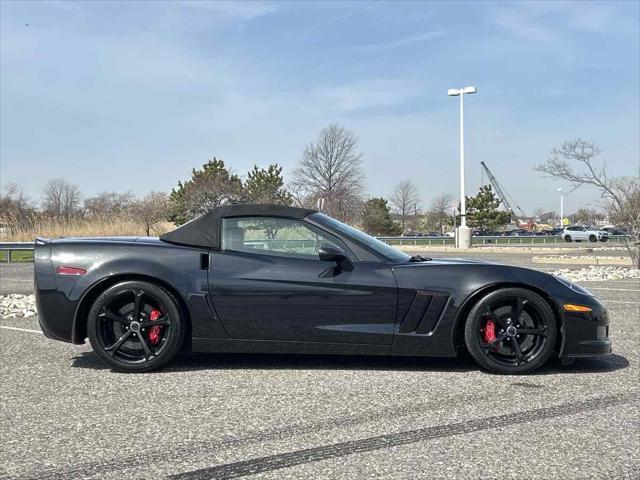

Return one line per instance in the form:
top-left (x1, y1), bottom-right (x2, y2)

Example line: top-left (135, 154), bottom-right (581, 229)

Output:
top-left (70, 351), bottom-right (477, 373)
top-left (536, 353), bottom-right (630, 375)
top-left (70, 351), bottom-right (629, 375)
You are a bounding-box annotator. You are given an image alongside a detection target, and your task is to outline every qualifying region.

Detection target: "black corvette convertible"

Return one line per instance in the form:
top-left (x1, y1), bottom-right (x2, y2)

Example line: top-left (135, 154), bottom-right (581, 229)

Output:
top-left (35, 204), bottom-right (611, 374)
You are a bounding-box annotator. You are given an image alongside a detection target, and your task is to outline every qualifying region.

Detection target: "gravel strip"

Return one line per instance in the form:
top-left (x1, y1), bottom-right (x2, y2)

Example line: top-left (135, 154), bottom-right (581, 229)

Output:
top-left (0, 294), bottom-right (37, 318)
top-left (551, 266), bottom-right (640, 282)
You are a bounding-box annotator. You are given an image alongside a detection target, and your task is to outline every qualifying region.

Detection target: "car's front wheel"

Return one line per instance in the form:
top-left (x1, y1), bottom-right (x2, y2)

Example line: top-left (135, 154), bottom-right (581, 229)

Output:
top-left (464, 288), bottom-right (557, 374)
top-left (600, 238), bottom-right (608, 242)
top-left (589, 234), bottom-right (597, 242)
top-left (88, 281), bottom-right (185, 372)
top-left (564, 235), bottom-right (572, 242)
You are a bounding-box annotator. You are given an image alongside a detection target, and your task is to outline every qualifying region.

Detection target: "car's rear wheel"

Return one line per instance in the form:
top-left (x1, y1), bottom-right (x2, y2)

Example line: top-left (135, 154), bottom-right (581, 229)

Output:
top-left (464, 288), bottom-right (557, 374)
top-left (589, 234), bottom-right (597, 242)
top-left (564, 235), bottom-right (572, 242)
top-left (88, 281), bottom-right (184, 372)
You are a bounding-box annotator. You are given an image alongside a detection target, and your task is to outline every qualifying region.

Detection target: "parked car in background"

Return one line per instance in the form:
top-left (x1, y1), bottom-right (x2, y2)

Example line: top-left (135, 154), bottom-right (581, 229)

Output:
top-left (507, 229), bottom-right (533, 237)
top-left (601, 227), bottom-right (628, 236)
top-left (561, 226), bottom-right (609, 243)
top-left (444, 231), bottom-right (455, 237)
top-left (540, 228), bottom-right (564, 236)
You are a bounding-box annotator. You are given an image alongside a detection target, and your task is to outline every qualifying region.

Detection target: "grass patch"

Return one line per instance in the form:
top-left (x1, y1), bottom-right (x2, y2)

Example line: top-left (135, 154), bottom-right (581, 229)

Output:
top-left (0, 250), bottom-right (34, 263)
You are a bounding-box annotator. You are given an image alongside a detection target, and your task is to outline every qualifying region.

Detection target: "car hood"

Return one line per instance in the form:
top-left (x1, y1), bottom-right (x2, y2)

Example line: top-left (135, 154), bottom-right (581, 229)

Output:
top-left (399, 257), bottom-right (491, 266)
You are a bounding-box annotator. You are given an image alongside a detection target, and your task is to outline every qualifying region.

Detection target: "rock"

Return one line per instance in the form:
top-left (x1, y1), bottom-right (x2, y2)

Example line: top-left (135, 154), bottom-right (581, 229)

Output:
top-left (0, 294), bottom-right (38, 319)
top-left (550, 266), bottom-right (640, 283)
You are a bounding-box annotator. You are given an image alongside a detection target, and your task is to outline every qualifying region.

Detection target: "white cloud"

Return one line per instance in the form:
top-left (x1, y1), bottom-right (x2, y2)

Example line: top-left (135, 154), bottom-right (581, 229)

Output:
top-left (488, 6), bottom-right (554, 42)
top-left (487, 1), bottom-right (625, 41)
top-left (314, 78), bottom-right (421, 112)
top-left (180, 1), bottom-right (276, 21)
top-left (349, 29), bottom-right (449, 54)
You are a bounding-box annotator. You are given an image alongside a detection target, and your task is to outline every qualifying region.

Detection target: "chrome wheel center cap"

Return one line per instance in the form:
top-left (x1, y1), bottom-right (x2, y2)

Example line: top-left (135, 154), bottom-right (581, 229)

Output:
top-left (130, 321), bottom-right (141, 333)
top-left (506, 325), bottom-right (517, 336)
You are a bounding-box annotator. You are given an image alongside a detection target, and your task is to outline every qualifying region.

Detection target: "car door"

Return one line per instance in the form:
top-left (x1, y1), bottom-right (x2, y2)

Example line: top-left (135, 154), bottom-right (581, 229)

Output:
top-left (208, 216), bottom-right (398, 345)
top-left (574, 227), bottom-right (587, 240)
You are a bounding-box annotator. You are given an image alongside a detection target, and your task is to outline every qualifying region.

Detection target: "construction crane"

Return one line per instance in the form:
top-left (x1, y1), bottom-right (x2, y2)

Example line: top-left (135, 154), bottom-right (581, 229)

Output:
top-left (480, 161), bottom-right (527, 219)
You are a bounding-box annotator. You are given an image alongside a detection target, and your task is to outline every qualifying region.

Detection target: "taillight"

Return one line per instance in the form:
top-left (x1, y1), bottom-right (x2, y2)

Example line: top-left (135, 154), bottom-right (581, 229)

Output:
top-left (56, 266), bottom-right (87, 276)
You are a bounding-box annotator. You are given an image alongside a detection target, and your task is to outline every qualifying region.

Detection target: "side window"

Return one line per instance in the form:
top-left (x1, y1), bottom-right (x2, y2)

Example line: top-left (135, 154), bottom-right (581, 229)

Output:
top-left (221, 217), bottom-right (350, 260)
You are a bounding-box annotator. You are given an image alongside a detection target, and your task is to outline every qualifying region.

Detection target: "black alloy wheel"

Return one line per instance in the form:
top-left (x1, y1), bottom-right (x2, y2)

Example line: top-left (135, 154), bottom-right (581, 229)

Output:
top-left (589, 234), bottom-right (597, 242)
top-left (88, 281), bottom-right (184, 372)
top-left (465, 288), bottom-right (557, 374)
top-left (564, 235), bottom-right (572, 242)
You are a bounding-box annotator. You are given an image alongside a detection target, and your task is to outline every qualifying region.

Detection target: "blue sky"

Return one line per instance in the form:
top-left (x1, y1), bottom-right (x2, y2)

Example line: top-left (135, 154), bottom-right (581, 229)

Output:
top-left (1, 0), bottom-right (638, 214)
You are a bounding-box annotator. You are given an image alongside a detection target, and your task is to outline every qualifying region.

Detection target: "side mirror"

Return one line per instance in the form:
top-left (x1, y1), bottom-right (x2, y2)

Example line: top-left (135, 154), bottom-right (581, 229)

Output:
top-left (318, 244), bottom-right (348, 263)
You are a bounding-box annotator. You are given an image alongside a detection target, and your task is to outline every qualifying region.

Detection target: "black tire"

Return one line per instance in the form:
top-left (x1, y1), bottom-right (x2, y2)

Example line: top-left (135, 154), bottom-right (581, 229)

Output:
top-left (564, 235), bottom-right (572, 242)
top-left (88, 281), bottom-right (185, 372)
top-left (464, 288), bottom-right (557, 374)
top-left (589, 235), bottom-right (597, 242)
top-left (600, 238), bottom-right (608, 242)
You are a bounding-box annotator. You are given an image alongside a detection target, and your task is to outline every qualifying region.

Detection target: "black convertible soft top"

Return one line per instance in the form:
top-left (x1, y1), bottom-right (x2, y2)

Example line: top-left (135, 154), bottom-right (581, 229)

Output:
top-left (160, 204), bottom-right (316, 249)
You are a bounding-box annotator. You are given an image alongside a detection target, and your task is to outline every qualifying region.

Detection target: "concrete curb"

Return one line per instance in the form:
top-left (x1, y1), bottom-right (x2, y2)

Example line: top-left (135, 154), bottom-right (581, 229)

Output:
top-left (532, 256), bottom-right (633, 266)
top-left (395, 245), bottom-right (627, 254)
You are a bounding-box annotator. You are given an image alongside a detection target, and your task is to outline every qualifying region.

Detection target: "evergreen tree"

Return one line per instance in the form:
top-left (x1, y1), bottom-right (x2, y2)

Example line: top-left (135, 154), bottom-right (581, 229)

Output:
top-left (464, 185), bottom-right (511, 231)
top-left (361, 198), bottom-right (401, 236)
top-left (243, 164), bottom-right (292, 205)
top-left (169, 158), bottom-right (242, 225)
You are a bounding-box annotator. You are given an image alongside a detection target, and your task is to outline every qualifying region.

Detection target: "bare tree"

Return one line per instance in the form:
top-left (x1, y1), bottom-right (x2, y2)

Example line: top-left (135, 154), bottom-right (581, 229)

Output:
top-left (533, 208), bottom-right (559, 225)
top-left (42, 179), bottom-right (81, 219)
top-left (427, 194), bottom-right (455, 234)
top-left (84, 191), bottom-right (135, 218)
top-left (570, 207), bottom-right (604, 225)
top-left (131, 192), bottom-right (170, 236)
top-left (291, 124), bottom-right (365, 222)
top-left (536, 139), bottom-right (640, 267)
top-left (390, 180), bottom-right (420, 233)
top-left (0, 183), bottom-right (35, 231)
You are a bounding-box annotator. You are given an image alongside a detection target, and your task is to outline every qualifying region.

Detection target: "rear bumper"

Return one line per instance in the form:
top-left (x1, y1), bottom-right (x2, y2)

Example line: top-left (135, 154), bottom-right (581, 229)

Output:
top-left (34, 240), bottom-right (76, 343)
top-left (35, 287), bottom-right (76, 343)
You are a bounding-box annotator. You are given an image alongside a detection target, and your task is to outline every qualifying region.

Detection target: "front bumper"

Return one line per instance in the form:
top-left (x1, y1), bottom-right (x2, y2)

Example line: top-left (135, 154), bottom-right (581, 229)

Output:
top-left (558, 295), bottom-right (612, 358)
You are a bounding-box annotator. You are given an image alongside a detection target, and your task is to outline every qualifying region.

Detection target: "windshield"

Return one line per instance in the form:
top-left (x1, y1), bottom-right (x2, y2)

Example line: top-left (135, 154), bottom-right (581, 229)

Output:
top-left (310, 213), bottom-right (411, 262)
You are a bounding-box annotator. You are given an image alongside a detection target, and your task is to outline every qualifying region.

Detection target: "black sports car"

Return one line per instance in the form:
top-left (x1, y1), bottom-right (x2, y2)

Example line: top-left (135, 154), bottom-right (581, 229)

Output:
top-left (35, 204), bottom-right (611, 374)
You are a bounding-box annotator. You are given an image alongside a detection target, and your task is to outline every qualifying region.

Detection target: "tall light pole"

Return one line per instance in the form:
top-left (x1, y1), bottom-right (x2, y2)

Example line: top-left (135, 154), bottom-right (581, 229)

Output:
top-left (558, 187), bottom-right (564, 227)
top-left (448, 86), bottom-right (477, 248)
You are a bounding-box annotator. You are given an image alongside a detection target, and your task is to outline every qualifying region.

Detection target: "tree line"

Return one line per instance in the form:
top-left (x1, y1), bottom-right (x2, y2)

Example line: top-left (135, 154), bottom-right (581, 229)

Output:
top-left (2, 128), bottom-right (637, 254)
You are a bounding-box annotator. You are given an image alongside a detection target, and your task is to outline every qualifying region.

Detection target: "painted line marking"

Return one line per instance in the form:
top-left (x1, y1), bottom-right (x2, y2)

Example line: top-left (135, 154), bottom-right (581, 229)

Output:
top-left (604, 301), bottom-right (640, 305)
top-left (581, 280), bottom-right (640, 283)
top-left (589, 287), bottom-right (640, 292)
top-left (169, 393), bottom-right (636, 480)
top-left (0, 325), bottom-right (42, 334)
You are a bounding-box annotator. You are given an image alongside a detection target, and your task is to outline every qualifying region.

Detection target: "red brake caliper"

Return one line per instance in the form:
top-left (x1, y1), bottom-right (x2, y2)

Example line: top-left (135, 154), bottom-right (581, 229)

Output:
top-left (483, 319), bottom-right (496, 344)
top-left (148, 309), bottom-right (162, 345)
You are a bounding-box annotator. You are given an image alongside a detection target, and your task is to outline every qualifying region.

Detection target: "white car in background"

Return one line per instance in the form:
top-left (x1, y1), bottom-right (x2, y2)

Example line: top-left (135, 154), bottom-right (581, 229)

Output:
top-left (561, 225), bottom-right (610, 243)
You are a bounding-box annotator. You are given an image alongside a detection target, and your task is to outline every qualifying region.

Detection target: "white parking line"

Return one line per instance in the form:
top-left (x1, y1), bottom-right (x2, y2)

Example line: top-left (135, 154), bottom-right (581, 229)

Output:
top-left (590, 288), bottom-right (640, 292)
top-left (0, 325), bottom-right (42, 334)
top-left (603, 301), bottom-right (640, 305)
top-left (582, 280), bottom-right (640, 283)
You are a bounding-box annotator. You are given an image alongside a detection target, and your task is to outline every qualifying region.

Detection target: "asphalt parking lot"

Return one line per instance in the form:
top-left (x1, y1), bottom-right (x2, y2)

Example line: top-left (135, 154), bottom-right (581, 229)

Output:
top-left (1, 254), bottom-right (638, 479)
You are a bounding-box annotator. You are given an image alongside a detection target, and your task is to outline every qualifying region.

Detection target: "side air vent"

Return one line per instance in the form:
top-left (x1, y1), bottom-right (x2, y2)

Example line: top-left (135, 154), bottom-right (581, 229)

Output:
top-left (398, 291), bottom-right (450, 335)
top-left (200, 253), bottom-right (210, 271)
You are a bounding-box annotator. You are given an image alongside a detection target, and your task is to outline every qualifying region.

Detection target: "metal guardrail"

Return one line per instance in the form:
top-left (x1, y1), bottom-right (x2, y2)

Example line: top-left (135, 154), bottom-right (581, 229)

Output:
top-left (377, 235), bottom-right (632, 246)
top-left (0, 242), bottom-right (35, 263)
top-left (0, 236), bottom-right (633, 263)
